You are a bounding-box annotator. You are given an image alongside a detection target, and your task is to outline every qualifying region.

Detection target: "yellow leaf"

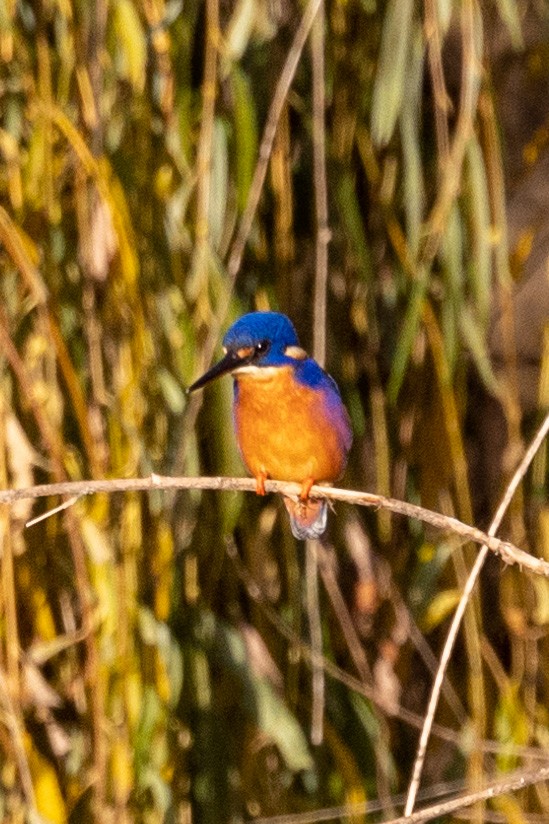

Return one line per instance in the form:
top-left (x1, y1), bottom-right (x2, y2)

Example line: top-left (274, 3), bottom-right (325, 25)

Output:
top-left (27, 738), bottom-right (67, 823)
top-left (540, 507), bottom-right (549, 560)
top-left (532, 575), bottom-right (549, 625)
top-left (110, 736), bottom-right (134, 804)
top-left (126, 668), bottom-right (143, 730)
top-left (112, 0), bottom-right (146, 93)
top-left (32, 587), bottom-right (57, 642)
top-left (492, 794), bottom-right (528, 824)
top-left (422, 588), bottom-right (461, 632)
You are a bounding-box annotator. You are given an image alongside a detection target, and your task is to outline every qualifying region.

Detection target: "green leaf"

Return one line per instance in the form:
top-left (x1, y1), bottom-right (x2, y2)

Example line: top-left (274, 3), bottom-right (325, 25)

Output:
top-left (209, 118), bottom-right (229, 250)
top-left (350, 694), bottom-right (396, 782)
top-left (336, 171), bottom-right (374, 283)
top-left (387, 269), bottom-right (428, 403)
top-left (459, 305), bottom-right (500, 395)
top-left (400, 23), bottom-right (425, 255)
top-left (157, 367), bottom-right (186, 414)
top-left (371, 0), bottom-right (415, 147)
top-left (231, 67), bottom-right (259, 211)
top-left (255, 678), bottom-right (314, 773)
top-left (408, 541), bottom-right (455, 618)
top-left (201, 616), bottom-right (313, 773)
top-left (441, 203), bottom-right (464, 372)
top-left (441, 203), bottom-right (464, 297)
top-left (465, 137), bottom-right (492, 328)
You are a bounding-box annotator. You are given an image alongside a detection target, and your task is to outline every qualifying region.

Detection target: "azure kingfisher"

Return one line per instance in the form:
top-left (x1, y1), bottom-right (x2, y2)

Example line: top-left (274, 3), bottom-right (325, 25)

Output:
top-left (188, 312), bottom-right (352, 540)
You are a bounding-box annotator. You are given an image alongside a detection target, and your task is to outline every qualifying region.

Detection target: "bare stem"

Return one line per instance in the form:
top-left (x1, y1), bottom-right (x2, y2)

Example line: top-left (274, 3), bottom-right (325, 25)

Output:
top-left (0, 472), bottom-right (545, 575)
top-left (310, 0), bottom-right (329, 367)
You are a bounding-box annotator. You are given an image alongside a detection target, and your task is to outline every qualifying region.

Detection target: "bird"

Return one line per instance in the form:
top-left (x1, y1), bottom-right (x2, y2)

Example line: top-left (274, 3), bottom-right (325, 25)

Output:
top-left (188, 311), bottom-right (352, 539)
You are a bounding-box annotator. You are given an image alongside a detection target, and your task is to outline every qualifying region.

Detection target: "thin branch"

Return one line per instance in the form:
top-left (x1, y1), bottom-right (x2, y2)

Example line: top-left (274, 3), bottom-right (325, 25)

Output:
top-left (0, 669), bottom-right (38, 816)
top-left (424, 0), bottom-right (450, 174)
top-left (26, 495), bottom-right (80, 527)
top-left (225, 0), bottom-right (323, 288)
top-left (306, 541), bottom-right (324, 744)
top-left (419, 0), bottom-right (480, 268)
top-left (251, 765), bottom-right (549, 824)
top-left (2, 473), bottom-right (547, 575)
top-left (404, 408), bottom-right (549, 814)
top-left (309, 0), bottom-right (329, 741)
top-left (310, 0), bottom-right (329, 367)
top-left (317, 543), bottom-right (396, 815)
top-left (186, 0), bottom-right (219, 302)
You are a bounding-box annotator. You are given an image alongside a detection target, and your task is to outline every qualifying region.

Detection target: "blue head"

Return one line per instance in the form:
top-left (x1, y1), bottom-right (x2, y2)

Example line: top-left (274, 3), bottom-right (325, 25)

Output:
top-left (188, 312), bottom-right (306, 391)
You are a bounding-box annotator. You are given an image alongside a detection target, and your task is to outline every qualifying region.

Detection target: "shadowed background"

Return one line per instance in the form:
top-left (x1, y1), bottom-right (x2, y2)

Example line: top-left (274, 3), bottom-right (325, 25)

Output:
top-left (0, 0), bottom-right (548, 822)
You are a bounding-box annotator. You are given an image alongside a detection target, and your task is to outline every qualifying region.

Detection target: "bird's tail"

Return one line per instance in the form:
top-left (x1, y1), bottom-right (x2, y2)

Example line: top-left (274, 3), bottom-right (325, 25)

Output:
top-left (283, 497), bottom-right (327, 540)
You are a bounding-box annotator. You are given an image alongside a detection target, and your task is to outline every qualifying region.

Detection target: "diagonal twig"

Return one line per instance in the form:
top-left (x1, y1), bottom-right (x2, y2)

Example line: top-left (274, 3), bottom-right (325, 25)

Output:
top-left (251, 764), bottom-right (549, 824)
top-left (404, 408), bottom-right (549, 814)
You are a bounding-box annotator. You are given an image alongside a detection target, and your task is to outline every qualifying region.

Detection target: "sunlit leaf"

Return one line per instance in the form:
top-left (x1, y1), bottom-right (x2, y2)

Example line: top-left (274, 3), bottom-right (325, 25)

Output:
top-left (532, 571), bottom-right (549, 625)
top-left (436, 0), bottom-right (454, 33)
top-left (494, 0), bottom-right (523, 48)
top-left (495, 685), bottom-right (529, 772)
top-left (224, 0), bottom-right (256, 62)
top-left (111, 0), bottom-right (147, 92)
top-left (421, 587), bottom-right (461, 631)
top-left (28, 742), bottom-right (68, 824)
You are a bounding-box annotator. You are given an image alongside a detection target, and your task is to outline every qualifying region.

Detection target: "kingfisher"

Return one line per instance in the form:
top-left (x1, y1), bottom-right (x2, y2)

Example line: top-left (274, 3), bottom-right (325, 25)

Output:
top-left (188, 312), bottom-right (352, 539)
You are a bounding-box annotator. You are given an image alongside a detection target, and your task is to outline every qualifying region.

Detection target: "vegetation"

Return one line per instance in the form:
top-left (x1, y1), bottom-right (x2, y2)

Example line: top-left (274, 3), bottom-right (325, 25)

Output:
top-left (0, 0), bottom-right (548, 821)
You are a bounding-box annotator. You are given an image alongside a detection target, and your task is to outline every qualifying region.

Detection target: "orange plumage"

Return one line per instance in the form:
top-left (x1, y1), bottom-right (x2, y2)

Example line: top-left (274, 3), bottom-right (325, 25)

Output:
top-left (234, 367), bottom-right (348, 488)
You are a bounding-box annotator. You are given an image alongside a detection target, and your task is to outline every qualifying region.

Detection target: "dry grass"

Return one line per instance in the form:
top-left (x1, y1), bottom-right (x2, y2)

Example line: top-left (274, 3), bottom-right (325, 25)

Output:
top-left (0, 0), bottom-right (548, 822)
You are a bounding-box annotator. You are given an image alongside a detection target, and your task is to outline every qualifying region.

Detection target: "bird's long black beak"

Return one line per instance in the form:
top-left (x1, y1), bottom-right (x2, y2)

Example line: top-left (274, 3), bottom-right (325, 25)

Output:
top-left (187, 350), bottom-right (251, 393)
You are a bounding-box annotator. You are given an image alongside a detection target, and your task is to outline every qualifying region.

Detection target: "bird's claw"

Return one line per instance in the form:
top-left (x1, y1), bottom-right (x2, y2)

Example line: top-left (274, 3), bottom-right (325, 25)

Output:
top-left (255, 471), bottom-right (268, 496)
top-left (299, 478), bottom-right (314, 501)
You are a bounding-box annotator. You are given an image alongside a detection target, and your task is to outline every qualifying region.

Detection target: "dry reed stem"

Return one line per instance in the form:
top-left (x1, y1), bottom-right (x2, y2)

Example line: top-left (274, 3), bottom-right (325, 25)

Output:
top-left (309, 0), bottom-right (329, 747)
top-left (310, 0), bottom-right (329, 369)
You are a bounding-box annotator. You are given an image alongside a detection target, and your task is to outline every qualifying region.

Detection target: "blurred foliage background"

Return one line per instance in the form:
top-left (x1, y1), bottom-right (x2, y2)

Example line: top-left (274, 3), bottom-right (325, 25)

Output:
top-left (0, 0), bottom-right (548, 821)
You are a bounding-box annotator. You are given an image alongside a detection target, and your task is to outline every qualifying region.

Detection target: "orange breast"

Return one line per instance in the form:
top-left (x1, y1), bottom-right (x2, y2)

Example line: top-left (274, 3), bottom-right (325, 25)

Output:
top-left (234, 367), bottom-right (349, 484)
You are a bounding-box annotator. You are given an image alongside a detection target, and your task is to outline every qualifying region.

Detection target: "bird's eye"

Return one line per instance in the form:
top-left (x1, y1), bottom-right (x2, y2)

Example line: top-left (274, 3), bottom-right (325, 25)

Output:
top-left (254, 340), bottom-right (270, 356)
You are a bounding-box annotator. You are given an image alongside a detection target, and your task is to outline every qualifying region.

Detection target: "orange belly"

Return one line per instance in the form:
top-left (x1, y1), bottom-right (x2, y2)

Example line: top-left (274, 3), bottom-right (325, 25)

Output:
top-left (234, 367), bottom-right (349, 484)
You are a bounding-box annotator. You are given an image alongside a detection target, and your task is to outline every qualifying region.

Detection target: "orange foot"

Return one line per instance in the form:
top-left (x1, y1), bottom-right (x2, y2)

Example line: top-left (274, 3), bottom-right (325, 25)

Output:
top-left (255, 470), bottom-right (268, 496)
top-left (299, 477), bottom-right (314, 501)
